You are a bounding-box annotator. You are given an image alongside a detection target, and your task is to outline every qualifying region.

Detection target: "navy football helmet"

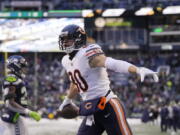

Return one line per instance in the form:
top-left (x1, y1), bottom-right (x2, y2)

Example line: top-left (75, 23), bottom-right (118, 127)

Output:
top-left (7, 55), bottom-right (28, 78)
top-left (59, 24), bottom-right (86, 53)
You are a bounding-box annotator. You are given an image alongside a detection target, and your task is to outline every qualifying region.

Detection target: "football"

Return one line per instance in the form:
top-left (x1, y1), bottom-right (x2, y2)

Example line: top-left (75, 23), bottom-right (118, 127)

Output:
top-left (56, 104), bottom-right (79, 119)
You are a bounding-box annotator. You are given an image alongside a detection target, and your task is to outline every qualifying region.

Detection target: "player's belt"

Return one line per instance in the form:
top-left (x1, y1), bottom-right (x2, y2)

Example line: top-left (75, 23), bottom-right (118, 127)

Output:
top-left (79, 90), bottom-right (111, 116)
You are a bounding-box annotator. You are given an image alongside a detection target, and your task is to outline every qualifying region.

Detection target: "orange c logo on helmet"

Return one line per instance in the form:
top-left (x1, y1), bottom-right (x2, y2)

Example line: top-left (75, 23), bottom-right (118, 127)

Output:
top-left (77, 27), bottom-right (85, 34)
top-left (85, 102), bottom-right (92, 110)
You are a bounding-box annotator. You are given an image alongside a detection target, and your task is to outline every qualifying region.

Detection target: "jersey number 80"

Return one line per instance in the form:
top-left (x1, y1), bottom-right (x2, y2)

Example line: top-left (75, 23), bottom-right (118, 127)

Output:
top-left (68, 69), bottom-right (88, 92)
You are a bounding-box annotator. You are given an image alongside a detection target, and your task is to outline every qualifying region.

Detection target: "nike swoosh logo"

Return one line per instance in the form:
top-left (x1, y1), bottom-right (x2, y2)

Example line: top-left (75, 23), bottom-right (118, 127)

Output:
top-left (104, 113), bottom-right (110, 118)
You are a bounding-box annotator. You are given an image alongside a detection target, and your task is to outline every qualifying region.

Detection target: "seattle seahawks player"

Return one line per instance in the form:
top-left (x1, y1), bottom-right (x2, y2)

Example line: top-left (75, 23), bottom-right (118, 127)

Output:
top-left (0, 55), bottom-right (41, 135)
top-left (58, 24), bottom-right (159, 135)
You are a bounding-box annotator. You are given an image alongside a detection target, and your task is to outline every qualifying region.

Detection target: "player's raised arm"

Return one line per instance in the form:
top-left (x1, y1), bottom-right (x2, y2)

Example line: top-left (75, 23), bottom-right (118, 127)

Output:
top-left (89, 50), bottom-right (159, 82)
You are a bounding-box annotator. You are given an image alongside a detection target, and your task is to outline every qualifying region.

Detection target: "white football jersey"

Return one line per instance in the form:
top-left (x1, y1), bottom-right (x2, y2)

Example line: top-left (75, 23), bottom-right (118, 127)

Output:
top-left (61, 44), bottom-right (116, 101)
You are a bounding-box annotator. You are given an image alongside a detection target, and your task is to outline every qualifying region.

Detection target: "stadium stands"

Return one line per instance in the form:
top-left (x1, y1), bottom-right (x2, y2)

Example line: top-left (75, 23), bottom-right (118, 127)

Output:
top-left (1, 0), bottom-right (180, 10)
top-left (1, 52), bottom-right (179, 119)
top-left (0, 0), bottom-right (180, 133)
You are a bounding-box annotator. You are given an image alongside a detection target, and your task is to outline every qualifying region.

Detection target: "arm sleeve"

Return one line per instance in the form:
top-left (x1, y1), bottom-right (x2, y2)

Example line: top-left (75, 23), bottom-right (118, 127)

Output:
top-left (105, 57), bottom-right (133, 73)
top-left (5, 100), bottom-right (27, 114)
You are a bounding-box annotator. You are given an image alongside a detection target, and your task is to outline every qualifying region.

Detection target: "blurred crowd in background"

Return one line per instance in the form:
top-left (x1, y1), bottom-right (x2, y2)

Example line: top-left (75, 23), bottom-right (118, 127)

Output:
top-left (0, 0), bottom-right (180, 134)
top-left (1, 0), bottom-right (180, 11)
top-left (0, 52), bottom-right (179, 119)
top-left (30, 0), bottom-right (180, 10)
top-left (53, 0), bottom-right (180, 10)
top-left (0, 50), bottom-right (180, 133)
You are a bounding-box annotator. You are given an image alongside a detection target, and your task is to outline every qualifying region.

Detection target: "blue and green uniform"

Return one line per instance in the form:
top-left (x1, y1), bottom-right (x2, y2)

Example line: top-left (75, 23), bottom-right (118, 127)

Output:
top-left (1, 73), bottom-right (28, 123)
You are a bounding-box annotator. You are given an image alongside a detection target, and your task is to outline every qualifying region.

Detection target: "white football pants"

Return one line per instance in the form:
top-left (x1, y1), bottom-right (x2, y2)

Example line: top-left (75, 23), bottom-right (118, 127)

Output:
top-left (0, 116), bottom-right (29, 135)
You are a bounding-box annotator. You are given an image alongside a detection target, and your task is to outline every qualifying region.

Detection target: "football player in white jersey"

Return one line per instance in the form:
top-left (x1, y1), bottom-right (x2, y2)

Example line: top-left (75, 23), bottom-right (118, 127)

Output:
top-left (58, 24), bottom-right (159, 135)
top-left (0, 55), bottom-right (41, 135)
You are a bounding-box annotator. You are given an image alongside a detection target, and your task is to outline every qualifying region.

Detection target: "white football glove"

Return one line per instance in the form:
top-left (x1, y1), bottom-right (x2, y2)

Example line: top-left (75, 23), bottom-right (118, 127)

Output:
top-left (58, 97), bottom-right (72, 111)
top-left (136, 67), bottom-right (159, 82)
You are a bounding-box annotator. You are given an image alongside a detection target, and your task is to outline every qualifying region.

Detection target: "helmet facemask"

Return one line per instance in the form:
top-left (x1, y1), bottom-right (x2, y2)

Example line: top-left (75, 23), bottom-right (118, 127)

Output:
top-left (59, 33), bottom-right (77, 54)
top-left (58, 25), bottom-right (87, 54)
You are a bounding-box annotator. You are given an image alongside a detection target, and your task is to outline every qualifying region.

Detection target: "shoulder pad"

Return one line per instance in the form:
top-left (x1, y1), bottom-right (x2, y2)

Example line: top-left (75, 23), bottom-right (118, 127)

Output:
top-left (5, 76), bottom-right (17, 83)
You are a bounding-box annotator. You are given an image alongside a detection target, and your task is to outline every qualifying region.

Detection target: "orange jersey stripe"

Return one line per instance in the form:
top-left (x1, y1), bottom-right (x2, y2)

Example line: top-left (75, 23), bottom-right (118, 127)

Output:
top-left (115, 99), bottom-right (133, 135)
top-left (85, 50), bottom-right (97, 57)
top-left (85, 48), bottom-right (103, 57)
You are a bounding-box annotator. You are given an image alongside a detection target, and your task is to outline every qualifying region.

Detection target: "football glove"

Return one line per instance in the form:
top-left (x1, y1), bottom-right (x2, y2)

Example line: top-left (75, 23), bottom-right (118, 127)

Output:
top-left (58, 97), bottom-right (72, 111)
top-left (137, 67), bottom-right (159, 82)
top-left (25, 109), bottom-right (41, 121)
